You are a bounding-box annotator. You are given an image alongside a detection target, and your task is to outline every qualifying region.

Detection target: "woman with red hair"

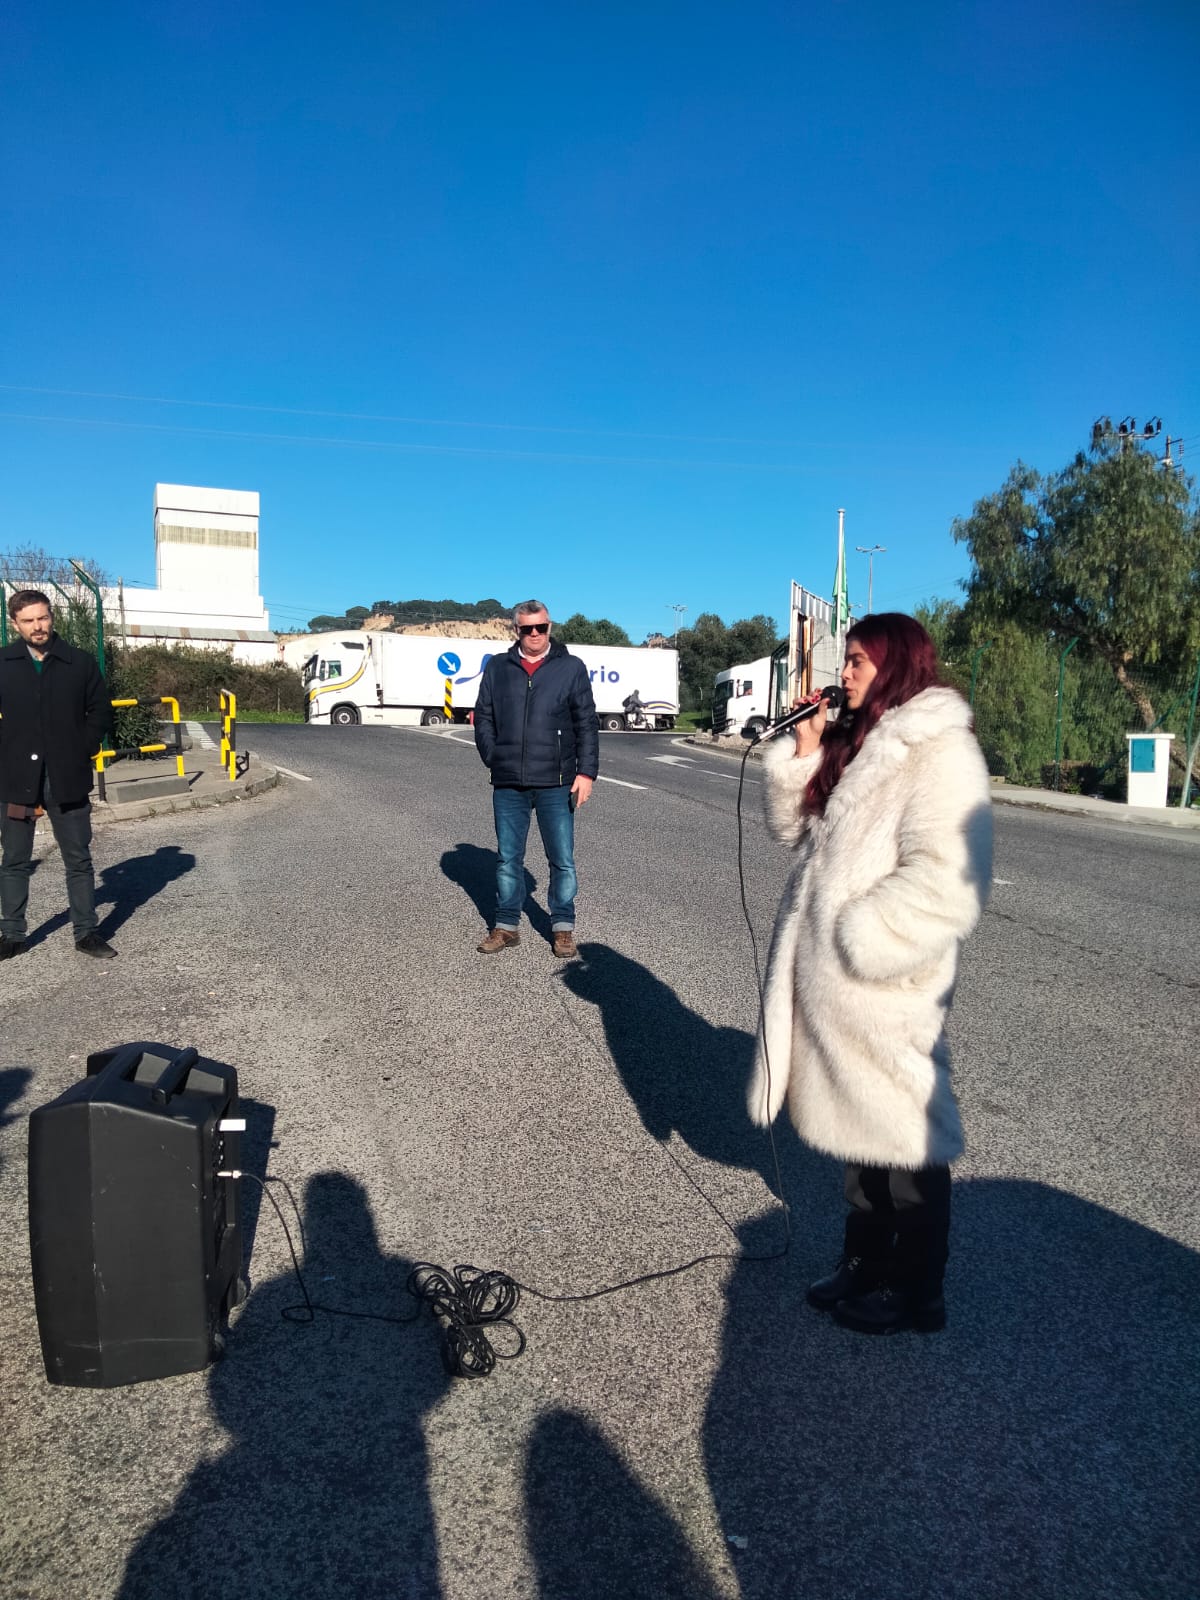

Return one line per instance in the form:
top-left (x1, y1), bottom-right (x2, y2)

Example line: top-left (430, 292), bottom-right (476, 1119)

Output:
top-left (748, 613), bottom-right (993, 1334)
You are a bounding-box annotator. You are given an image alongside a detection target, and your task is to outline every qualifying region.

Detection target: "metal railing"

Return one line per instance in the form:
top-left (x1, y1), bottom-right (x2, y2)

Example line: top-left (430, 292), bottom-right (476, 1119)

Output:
top-left (94, 697), bottom-right (185, 801)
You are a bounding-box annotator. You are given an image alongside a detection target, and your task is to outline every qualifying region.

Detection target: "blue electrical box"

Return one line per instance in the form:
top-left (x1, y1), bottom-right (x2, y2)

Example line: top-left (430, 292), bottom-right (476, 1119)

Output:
top-left (1129, 739), bottom-right (1156, 773)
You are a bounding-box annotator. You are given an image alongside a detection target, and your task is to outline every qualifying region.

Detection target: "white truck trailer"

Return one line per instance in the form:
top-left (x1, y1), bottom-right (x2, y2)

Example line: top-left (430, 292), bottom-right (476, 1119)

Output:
top-left (287, 632), bottom-right (680, 729)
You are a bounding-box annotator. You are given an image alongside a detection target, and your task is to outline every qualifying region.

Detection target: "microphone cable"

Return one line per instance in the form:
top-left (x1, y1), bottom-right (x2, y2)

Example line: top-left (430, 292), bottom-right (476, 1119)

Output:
top-left (220, 729), bottom-right (797, 1378)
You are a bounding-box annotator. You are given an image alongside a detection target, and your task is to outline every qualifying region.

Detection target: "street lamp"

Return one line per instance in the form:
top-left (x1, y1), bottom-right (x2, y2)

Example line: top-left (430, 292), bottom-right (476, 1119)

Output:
top-left (855, 545), bottom-right (886, 614)
top-left (667, 603), bottom-right (687, 647)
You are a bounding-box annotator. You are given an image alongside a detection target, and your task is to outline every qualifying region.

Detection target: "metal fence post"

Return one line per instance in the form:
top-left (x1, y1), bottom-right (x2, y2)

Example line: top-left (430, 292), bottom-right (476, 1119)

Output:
top-left (1054, 637), bottom-right (1080, 790)
top-left (68, 562), bottom-right (105, 678)
top-left (969, 642), bottom-right (993, 707)
top-left (1180, 651), bottom-right (1200, 808)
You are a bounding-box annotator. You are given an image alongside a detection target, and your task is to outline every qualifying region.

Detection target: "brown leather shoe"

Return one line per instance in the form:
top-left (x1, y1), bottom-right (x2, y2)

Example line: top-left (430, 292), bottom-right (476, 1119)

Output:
top-left (552, 930), bottom-right (578, 959)
top-left (477, 928), bottom-right (520, 954)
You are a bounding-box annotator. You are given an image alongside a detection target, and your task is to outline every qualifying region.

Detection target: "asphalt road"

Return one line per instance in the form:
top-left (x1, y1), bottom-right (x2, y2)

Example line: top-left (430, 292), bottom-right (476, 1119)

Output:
top-left (2, 726), bottom-right (1197, 1600)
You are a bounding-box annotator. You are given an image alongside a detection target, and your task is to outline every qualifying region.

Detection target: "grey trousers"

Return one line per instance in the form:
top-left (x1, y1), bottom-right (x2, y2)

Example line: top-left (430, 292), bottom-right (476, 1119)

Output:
top-left (0, 782), bottom-right (99, 941)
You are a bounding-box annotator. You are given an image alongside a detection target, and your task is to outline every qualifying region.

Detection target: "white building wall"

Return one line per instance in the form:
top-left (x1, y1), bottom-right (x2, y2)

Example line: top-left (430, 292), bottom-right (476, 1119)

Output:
top-left (153, 483), bottom-right (263, 601)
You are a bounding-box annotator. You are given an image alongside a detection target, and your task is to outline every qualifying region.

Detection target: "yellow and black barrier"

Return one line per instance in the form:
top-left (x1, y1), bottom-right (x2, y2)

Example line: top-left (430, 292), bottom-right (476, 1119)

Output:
top-left (94, 697), bottom-right (185, 802)
top-left (444, 676), bottom-right (453, 722)
top-left (218, 689), bottom-right (248, 781)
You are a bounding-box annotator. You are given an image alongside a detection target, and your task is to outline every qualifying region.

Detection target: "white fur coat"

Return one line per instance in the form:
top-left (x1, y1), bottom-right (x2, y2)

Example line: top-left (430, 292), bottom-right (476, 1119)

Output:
top-left (748, 686), bottom-right (993, 1168)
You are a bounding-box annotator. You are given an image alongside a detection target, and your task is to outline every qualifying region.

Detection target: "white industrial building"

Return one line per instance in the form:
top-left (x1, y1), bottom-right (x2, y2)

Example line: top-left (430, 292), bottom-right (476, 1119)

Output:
top-left (105, 484), bottom-right (277, 664)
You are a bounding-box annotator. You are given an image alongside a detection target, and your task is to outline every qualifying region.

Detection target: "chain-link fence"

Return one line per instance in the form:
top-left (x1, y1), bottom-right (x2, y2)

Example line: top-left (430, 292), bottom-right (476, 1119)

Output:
top-left (950, 635), bottom-right (1200, 804)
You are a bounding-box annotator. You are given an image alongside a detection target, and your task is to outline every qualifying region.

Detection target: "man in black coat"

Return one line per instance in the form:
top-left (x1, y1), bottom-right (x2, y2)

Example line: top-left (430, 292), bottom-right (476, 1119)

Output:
top-left (0, 589), bottom-right (117, 959)
top-left (473, 599), bottom-right (599, 959)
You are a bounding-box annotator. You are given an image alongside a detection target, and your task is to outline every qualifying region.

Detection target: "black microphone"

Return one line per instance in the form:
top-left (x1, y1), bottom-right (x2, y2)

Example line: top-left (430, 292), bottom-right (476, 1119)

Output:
top-left (752, 684), bottom-right (845, 743)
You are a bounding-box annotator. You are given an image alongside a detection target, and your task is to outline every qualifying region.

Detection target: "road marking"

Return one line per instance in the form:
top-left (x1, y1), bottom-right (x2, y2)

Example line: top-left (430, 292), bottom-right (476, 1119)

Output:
top-left (187, 720), bottom-right (217, 750)
top-left (649, 752), bottom-right (754, 784)
top-left (993, 877), bottom-right (1014, 885)
top-left (597, 775), bottom-right (647, 789)
top-left (275, 765), bottom-right (313, 783)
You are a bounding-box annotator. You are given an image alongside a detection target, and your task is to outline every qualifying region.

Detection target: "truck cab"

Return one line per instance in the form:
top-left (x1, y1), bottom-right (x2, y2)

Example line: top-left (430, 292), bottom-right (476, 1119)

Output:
top-left (300, 638), bottom-right (373, 724)
top-left (712, 655), bottom-right (780, 738)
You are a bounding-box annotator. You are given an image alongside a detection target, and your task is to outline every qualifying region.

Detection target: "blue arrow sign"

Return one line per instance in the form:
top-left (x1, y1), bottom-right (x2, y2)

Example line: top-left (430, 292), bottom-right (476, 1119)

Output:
top-left (437, 651), bottom-right (461, 675)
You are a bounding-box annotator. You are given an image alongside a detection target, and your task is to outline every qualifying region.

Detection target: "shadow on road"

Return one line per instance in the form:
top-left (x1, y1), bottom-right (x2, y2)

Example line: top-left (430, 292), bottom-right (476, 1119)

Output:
top-left (705, 1185), bottom-right (1200, 1600)
top-left (440, 840), bottom-right (553, 943)
top-left (117, 1172), bottom-right (448, 1600)
top-left (0, 1066), bottom-right (33, 1182)
top-left (560, 940), bottom-right (834, 1222)
top-left (25, 844), bottom-right (196, 947)
top-left (525, 1409), bottom-right (725, 1600)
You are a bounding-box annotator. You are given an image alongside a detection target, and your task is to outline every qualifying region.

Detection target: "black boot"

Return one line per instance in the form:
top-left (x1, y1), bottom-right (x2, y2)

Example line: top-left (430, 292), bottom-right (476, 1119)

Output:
top-left (832, 1282), bottom-right (946, 1335)
top-left (806, 1256), bottom-right (884, 1312)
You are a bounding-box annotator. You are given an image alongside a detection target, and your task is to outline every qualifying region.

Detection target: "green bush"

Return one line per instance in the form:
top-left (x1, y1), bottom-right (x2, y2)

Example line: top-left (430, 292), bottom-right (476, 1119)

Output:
top-left (106, 644), bottom-right (306, 718)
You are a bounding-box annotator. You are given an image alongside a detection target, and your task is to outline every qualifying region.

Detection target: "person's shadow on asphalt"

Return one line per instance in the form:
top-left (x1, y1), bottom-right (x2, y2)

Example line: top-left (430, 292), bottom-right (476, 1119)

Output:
top-left (548, 942), bottom-right (1200, 1597)
top-left (703, 1185), bottom-right (1200, 1600)
top-left (560, 940), bottom-right (833, 1218)
top-left (440, 841), bottom-right (553, 944)
top-left (0, 1066), bottom-right (33, 1183)
top-left (117, 1172), bottom-right (449, 1600)
top-left (24, 844), bottom-right (196, 948)
top-left (525, 1410), bottom-right (725, 1600)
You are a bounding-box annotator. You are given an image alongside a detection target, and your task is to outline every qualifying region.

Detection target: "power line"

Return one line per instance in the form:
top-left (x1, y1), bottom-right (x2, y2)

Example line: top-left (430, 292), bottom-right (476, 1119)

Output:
top-left (0, 383), bottom-right (835, 452)
top-left (0, 411), bottom-right (833, 475)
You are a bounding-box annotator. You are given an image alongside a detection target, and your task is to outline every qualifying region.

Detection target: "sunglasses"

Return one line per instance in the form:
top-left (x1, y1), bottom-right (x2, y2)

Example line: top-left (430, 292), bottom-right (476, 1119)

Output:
top-left (518, 622), bottom-right (550, 635)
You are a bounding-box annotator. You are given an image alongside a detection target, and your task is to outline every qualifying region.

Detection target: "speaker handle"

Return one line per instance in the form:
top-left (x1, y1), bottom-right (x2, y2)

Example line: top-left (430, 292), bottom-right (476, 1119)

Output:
top-left (84, 1042), bottom-right (201, 1105)
top-left (148, 1047), bottom-right (201, 1105)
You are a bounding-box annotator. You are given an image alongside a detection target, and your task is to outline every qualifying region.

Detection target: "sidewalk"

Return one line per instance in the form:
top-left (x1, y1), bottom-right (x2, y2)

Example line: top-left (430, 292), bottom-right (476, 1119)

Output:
top-left (684, 735), bottom-right (1200, 833)
top-left (92, 728), bottom-right (279, 823)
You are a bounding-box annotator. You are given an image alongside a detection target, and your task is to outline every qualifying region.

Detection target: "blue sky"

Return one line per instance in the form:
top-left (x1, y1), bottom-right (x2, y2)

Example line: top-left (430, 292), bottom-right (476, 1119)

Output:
top-left (3, 1), bottom-right (1197, 643)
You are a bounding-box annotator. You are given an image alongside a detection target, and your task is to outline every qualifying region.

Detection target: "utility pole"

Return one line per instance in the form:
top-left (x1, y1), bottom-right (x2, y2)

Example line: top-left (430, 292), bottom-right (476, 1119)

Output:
top-left (855, 544), bottom-right (886, 614)
top-left (667, 603), bottom-right (687, 647)
top-left (1091, 415), bottom-right (1162, 453)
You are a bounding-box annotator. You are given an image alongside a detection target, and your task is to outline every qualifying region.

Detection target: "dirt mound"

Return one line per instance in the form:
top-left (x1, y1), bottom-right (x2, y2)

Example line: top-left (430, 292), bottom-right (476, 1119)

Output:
top-left (388, 618), bottom-right (513, 640)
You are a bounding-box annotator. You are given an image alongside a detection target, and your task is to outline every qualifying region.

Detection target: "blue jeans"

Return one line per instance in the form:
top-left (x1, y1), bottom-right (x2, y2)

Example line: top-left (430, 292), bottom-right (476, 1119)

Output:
top-left (492, 785), bottom-right (577, 931)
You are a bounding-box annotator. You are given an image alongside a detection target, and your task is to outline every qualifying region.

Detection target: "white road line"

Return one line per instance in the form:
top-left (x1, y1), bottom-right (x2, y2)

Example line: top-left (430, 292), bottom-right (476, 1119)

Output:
top-left (993, 877), bottom-right (1014, 885)
top-left (597, 774), bottom-right (647, 790)
top-left (274, 765), bottom-right (313, 783)
top-left (408, 727), bottom-right (476, 745)
top-left (186, 720), bottom-right (217, 750)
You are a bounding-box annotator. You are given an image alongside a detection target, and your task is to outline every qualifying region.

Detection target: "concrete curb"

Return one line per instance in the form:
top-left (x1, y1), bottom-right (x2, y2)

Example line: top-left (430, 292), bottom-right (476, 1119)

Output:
top-left (990, 787), bottom-right (1200, 831)
top-left (92, 763), bottom-right (280, 823)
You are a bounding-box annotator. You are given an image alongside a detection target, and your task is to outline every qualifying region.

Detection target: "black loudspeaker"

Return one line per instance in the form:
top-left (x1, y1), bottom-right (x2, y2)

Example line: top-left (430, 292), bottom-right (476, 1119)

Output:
top-left (28, 1042), bottom-right (244, 1388)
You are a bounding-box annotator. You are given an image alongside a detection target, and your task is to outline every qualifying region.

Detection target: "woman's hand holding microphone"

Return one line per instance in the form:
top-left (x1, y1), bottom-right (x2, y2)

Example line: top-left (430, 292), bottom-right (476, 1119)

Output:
top-left (791, 686), bottom-right (843, 757)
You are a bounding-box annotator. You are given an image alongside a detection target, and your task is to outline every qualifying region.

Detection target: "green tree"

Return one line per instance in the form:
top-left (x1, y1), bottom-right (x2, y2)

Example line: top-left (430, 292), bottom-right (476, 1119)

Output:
top-left (727, 614), bottom-right (779, 665)
top-left (554, 613), bottom-right (632, 646)
top-left (953, 437), bottom-right (1200, 726)
top-left (345, 606), bottom-right (369, 622)
top-left (674, 612), bottom-right (781, 714)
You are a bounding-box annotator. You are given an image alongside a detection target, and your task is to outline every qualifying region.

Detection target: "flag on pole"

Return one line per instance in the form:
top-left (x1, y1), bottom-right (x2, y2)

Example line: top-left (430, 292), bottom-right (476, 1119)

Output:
top-left (832, 512), bottom-right (850, 637)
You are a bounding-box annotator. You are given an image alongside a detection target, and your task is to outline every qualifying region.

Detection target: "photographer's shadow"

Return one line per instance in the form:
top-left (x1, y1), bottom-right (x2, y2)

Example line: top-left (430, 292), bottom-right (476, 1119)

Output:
top-left (440, 841), bottom-right (553, 943)
top-left (0, 1067), bottom-right (33, 1184)
top-left (117, 1172), bottom-right (448, 1600)
top-left (705, 1186), bottom-right (1200, 1599)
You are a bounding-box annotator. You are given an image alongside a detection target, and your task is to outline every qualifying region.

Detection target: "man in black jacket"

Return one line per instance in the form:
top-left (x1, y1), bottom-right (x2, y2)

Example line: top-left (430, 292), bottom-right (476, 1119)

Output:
top-left (473, 600), bottom-right (598, 958)
top-left (0, 590), bottom-right (116, 959)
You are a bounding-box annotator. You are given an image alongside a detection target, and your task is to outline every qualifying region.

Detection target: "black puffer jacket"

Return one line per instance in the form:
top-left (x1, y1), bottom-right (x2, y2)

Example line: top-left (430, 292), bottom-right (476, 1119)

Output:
top-left (0, 635), bottom-right (111, 805)
top-left (474, 640), bottom-right (599, 788)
